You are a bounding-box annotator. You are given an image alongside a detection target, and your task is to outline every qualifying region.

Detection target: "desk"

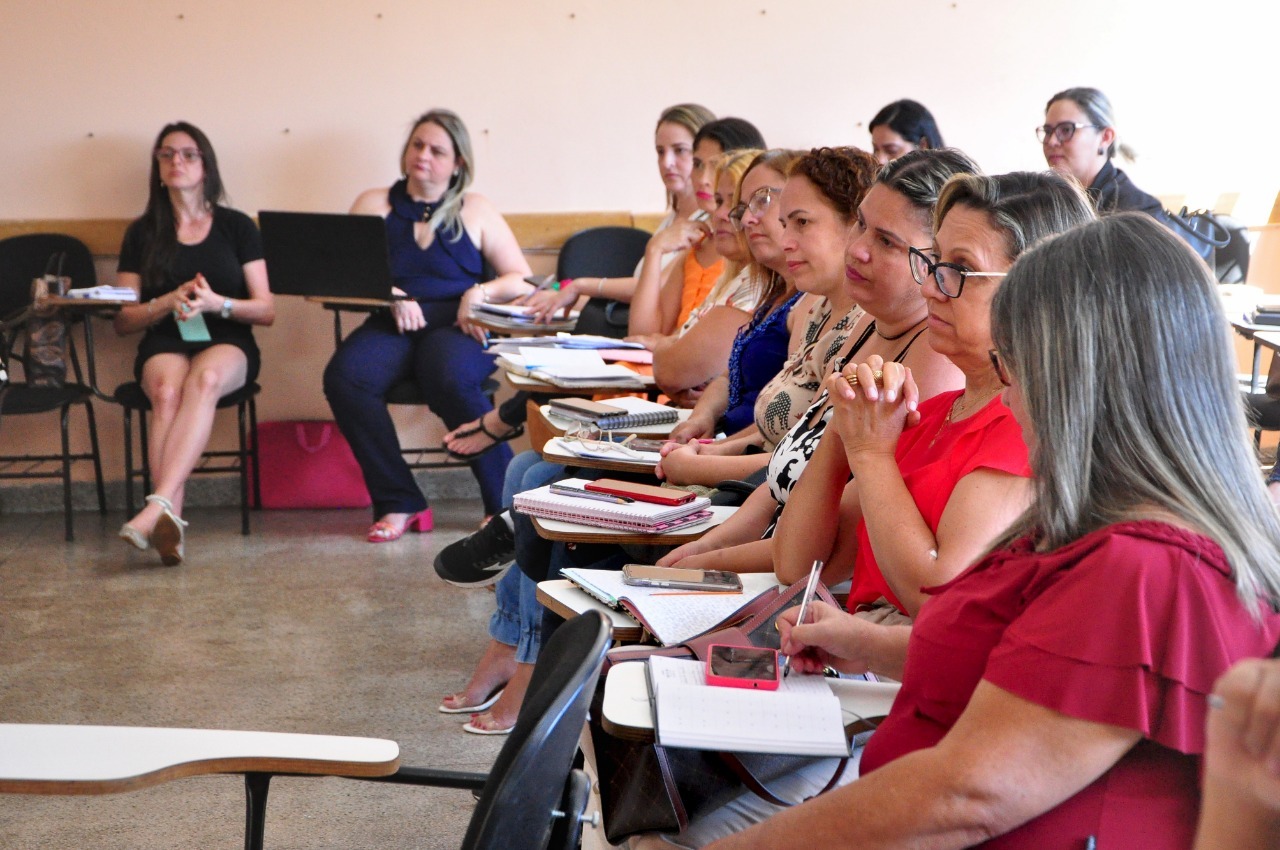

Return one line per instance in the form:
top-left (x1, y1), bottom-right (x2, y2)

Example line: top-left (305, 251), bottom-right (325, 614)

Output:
top-left (0, 723), bottom-right (399, 849)
top-left (471, 312), bottom-right (578, 335)
top-left (600, 661), bottom-right (901, 744)
top-left (501, 370), bottom-right (655, 395)
top-left (537, 579), bottom-right (644, 641)
top-left (1229, 315), bottom-right (1280, 392)
top-left (541, 436), bottom-right (660, 475)
top-left (530, 504), bottom-right (735, 545)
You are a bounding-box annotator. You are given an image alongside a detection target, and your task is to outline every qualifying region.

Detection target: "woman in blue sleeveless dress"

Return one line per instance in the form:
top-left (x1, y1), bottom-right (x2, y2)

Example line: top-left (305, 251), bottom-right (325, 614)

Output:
top-left (324, 110), bottom-right (534, 542)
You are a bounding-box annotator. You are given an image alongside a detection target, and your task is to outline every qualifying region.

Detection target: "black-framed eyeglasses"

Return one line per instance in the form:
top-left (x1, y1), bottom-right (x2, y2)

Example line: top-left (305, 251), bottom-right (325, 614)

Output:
top-left (1035, 122), bottom-right (1101, 144)
top-left (155, 147), bottom-right (202, 163)
top-left (729, 186), bottom-right (782, 232)
top-left (908, 247), bottom-right (1007, 298)
top-left (989, 349), bottom-right (1011, 387)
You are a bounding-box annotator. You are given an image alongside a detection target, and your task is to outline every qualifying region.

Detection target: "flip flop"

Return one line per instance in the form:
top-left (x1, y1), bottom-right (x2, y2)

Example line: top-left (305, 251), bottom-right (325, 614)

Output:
top-left (462, 713), bottom-right (514, 735)
top-left (446, 415), bottom-right (525, 461)
top-left (438, 684), bottom-right (505, 715)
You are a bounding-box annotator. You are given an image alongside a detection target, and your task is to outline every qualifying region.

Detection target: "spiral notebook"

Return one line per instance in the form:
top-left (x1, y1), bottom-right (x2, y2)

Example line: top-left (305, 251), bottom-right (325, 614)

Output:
top-left (513, 479), bottom-right (710, 532)
top-left (543, 396), bottom-right (678, 430)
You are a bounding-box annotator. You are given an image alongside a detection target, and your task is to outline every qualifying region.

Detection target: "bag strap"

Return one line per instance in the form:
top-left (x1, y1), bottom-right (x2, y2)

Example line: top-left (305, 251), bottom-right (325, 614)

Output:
top-left (1165, 207), bottom-right (1232, 248)
top-left (717, 752), bottom-right (848, 807)
top-left (294, 422), bottom-right (334, 454)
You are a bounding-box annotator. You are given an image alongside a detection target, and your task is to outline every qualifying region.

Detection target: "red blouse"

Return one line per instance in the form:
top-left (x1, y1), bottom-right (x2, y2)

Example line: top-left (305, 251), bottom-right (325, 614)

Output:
top-left (848, 390), bottom-right (1031, 610)
top-left (860, 521), bottom-right (1280, 848)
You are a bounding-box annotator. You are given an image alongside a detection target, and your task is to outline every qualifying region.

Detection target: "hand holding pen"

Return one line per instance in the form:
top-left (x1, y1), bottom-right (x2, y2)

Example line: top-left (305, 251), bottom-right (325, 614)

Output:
top-left (780, 560), bottom-right (823, 678)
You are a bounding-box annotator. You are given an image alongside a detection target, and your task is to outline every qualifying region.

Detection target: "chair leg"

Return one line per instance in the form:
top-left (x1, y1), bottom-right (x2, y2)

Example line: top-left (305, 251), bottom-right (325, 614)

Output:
top-left (123, 408), bottom-right (136, 516)
top-left (60, 404), bottom-right (74, 542)
top-left (139, 409), bottom-right (152, 498)
top-left (84, 399), bottom-right (107, 514)
top-left (243, 772), bottom-right (271, 850)
top-left (249, 395), bottom-right (262, 512)
top-left (237, 399), bottom-right (250, 536)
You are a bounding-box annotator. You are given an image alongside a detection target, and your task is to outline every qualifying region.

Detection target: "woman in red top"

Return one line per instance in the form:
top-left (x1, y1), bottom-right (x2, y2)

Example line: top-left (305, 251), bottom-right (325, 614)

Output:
top-left (724, 214), bottom-right (1280, 850)
top-left (774, 171), bottom-right (1095, 616)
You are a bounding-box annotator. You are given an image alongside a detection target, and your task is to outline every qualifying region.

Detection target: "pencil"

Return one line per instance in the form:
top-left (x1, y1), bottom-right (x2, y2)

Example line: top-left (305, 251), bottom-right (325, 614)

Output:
top-left (650, 591), bottom-right (743, 596)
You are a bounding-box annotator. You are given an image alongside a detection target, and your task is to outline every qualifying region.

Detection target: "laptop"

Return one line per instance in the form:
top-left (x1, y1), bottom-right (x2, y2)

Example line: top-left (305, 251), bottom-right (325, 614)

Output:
top-left (258, 211), bottom-right (394, 299)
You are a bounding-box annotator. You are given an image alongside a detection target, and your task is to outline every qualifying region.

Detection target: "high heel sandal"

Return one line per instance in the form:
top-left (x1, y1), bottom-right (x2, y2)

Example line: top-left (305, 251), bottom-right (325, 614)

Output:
top-left (146, 494), bottom-right (189, 567)
top-left (367, 508), bottom-right (433, 543)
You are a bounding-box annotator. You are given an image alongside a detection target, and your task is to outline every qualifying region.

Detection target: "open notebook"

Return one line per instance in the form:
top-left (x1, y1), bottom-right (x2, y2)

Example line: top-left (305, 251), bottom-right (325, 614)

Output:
top-left (648, 656), bottom-right (850, 757)
top-left (559, 568), bottom-right (777, 646)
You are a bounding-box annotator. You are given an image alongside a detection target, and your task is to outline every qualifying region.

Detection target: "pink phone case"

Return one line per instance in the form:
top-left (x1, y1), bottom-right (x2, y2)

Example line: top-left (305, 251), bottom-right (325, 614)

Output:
top-left (704, 645), bottom-right (780, 691)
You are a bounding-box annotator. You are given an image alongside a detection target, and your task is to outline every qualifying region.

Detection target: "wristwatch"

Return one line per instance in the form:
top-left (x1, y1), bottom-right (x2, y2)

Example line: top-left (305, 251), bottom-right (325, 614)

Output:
top-left (220, 298), bottom-right (233, 319)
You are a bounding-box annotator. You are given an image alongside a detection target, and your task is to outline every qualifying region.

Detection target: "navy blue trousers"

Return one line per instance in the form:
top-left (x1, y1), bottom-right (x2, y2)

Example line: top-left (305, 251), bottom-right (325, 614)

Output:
top-left (323, 312), bottom-right (510, 516)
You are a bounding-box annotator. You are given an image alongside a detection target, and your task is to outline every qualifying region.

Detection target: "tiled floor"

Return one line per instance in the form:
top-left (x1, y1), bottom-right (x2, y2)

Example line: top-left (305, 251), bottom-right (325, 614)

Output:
top-left (0, 501), bottom-right (507, 849)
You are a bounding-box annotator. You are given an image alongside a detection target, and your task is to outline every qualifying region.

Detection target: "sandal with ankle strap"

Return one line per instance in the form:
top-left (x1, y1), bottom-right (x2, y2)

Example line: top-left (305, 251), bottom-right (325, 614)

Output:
top-left (445, 413), bottom-right (524, 461)
top-left (146, 494), bottom-right (189, 567)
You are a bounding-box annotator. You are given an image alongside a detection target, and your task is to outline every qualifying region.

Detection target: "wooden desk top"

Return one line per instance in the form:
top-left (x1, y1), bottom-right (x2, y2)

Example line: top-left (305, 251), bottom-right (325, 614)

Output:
top-left (600, 661), bottom-right (901, 743)
top-left (540, 437), bottom-right (661, 475)
top-left (0, 723), bottom-right (399, 795)
top-left (1252, 330), bottom-right (1280, 353)
top-left (306, 295), bottom-right (393, 308)
top-left (536, 579), bottom-right (643, 642)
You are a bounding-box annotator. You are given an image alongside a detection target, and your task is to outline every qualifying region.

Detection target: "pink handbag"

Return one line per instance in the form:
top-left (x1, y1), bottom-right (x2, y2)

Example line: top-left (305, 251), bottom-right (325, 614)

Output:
top-left (253, 420), bottom-right (371, 509)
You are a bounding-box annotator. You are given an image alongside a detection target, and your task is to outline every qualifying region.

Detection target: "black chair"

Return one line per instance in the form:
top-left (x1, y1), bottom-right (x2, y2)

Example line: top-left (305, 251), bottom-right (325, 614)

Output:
top-left (247, 610), bottom-right (612, 850)
top-left (0, 234), bottom-right (107, 541)
top-left (559, 226), bottom-right (652, 339)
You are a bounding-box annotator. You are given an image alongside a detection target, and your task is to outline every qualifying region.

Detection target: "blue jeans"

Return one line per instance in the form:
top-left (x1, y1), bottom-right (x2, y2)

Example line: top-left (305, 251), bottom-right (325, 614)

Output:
top-left (323, 312), bottom-right (511, 516)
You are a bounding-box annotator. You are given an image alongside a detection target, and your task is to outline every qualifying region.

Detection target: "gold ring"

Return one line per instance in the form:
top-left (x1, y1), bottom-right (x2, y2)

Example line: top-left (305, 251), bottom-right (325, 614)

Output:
top-left (841, 373), bottom-right (858, 387)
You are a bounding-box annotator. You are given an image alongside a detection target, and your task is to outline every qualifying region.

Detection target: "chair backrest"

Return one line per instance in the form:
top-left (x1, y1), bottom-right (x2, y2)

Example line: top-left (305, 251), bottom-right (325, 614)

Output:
top-left (0, 234), bottom-right (97, 319)
top-left (462, 611), bottom-right (611, 850)
top-left (556, 227), bottom-right (651, 281)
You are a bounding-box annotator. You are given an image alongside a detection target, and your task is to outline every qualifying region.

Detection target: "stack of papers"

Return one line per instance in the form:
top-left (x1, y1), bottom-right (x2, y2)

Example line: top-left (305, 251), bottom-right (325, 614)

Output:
top-left (65, 286), bottom-right (138, 301)
top-left (498, 349), bottom-right (647, 389)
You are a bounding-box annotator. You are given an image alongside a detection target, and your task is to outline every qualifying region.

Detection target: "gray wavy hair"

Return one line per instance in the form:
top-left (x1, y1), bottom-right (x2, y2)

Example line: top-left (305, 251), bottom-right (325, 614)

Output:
top-left (991, 213), bottom-right (1280, 615)
top-left (401, 109), bottom-right (473, 242)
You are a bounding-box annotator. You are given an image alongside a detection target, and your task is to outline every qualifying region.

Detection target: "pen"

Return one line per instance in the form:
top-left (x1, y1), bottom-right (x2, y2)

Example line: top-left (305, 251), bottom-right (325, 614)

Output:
top-left (481, 331), bottom-right (490, 351)
top-left (781, 559), bottom-right (824, 679)
top-left (550, 484), bottom-right (635, 504)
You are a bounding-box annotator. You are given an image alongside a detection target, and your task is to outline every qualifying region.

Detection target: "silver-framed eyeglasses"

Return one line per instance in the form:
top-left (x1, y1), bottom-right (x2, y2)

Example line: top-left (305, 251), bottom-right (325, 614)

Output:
top-left (908, 247), bottom-right (1007, 298)
top-left (729, 186), bottom-right (782, 232)
top-left (155, 147), bottom-right (202, 163)
top-left (561, 423), bottom-right (643, 457)
top-left (1035, 122), bottom-right (1100, 144)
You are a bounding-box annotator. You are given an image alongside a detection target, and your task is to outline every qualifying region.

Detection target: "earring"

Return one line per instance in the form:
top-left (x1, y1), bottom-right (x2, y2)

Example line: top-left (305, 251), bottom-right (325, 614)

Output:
top-left (1097, 147), bottom-right (1105, 155)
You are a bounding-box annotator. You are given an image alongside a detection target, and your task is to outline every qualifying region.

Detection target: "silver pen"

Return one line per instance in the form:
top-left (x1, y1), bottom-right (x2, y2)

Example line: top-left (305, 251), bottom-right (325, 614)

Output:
top-left (549, 484), bottom-right (634, 504)
top-left (781, 559), bottom-right (824, 678)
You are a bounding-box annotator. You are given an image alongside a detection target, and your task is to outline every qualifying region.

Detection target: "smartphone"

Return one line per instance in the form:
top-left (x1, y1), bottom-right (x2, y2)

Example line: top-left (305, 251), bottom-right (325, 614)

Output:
top-left (586, 478), bottom-right (695, 505)
top-left (627, 438), bottom-right (668, 452)
top-left (621, 564), bottom-right (742, 592)
top-left (705, 645), bottom-right (780, 690)
top-left (523, 274), bottom-right (557, 288)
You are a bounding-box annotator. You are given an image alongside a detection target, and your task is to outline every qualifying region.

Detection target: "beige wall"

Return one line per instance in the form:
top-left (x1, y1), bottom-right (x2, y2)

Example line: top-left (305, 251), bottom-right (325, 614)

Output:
top-left (4, 0), bottom-right (1279, 486)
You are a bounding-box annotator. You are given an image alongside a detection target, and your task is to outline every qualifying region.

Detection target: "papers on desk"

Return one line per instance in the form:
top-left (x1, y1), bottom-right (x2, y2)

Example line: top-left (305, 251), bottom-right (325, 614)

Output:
top-left (515, 479), bottom-right (711, 534)
top-left (648, 656), bottom-right (851, 757)
top-left (66, 286), bottom-right (138, 301)
top-left (497, 349), bottom-right (647, 389)
top-left (545, 437), bottom-right (661, 466)
top-left (559, 568), bottom-right (777, 646)
top-left (490, 333), bottom-right (646, 351)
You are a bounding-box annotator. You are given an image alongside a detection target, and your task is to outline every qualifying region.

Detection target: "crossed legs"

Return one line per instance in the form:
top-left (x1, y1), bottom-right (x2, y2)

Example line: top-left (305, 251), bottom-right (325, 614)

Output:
top-left (125, 345), bottom-right (248, 537)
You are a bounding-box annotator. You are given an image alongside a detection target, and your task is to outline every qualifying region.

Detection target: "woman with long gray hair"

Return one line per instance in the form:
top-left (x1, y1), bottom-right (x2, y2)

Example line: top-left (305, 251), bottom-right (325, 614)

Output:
top-left (710, 213), bottom-right (1280, 850)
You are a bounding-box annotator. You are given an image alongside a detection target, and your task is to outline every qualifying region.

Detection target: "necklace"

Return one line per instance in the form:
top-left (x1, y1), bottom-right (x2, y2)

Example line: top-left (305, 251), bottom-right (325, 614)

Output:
top-left (874, 315), bottom-right (927, 341)
top-left (929, 383), bottom-right (1003, 449)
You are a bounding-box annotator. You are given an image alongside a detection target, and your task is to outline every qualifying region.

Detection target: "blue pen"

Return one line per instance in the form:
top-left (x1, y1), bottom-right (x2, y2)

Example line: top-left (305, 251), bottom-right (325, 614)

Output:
top-left (481, 331), bottom-right (490, 350)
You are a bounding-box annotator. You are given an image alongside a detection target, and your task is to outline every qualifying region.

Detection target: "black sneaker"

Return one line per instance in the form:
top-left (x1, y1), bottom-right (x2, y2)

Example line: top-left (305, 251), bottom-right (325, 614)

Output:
top-left (434, 517), bottom-right (516, 587)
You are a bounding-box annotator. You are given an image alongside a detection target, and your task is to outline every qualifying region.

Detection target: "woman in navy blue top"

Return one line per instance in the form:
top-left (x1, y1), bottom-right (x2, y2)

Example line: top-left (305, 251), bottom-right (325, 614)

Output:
top-left (323, 110), bottom-right (533, 542)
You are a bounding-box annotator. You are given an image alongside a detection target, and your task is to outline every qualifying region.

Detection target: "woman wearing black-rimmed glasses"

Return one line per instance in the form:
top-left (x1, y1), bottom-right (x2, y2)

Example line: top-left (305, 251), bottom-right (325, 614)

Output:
top-left (1039, 87), bottom-right (1163, 218)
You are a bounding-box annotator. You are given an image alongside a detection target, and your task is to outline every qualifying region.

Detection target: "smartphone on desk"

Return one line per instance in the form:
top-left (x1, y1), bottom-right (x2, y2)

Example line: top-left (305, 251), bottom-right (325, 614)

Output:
top-left (621, 564), bottom-right (742, 592)
top-left (586, 478), bottom-right (695, 505)
top-left (705, 644), bottom-right (780, 690)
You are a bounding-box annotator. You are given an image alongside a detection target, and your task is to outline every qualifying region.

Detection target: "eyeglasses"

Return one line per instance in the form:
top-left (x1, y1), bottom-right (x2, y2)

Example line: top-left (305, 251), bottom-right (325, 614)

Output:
top-left (1035, 122), bottom-right (1100, 144)
top-left (561, 423), bottom-right (643, 458)
top-left (908, 247), bottom-right (1007, 298)
top-left (729, 187), bottom-right (782, 232)
top-left (155, 147), bottom-right (202, 163)
top-left (989, 349), bottom-right (1011, 387)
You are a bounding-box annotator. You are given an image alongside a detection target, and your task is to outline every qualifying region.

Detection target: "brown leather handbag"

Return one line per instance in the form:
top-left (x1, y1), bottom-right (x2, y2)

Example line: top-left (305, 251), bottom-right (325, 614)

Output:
top-left (588, 579), bottom-right (851, 844)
